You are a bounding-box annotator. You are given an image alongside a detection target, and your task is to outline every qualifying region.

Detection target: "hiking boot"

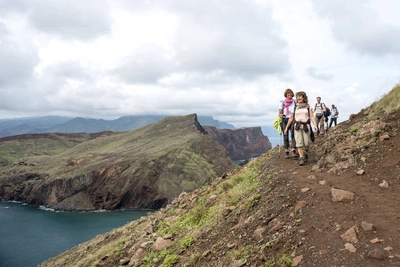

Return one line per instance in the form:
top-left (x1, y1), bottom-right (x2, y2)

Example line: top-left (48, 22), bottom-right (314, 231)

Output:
top-left (285, 151), bottom-right (290, 159)
top-left (292, 149), bottom-right (298, 158)
top-left (299, 157), bottom-right (305, 166)
top-left (304, 152), bottom-right (308, 163)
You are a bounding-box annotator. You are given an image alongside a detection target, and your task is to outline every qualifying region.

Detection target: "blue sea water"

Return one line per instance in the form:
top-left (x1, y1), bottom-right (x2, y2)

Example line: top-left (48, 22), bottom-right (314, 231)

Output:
top-left (0, 200), bottom-right (150, 267)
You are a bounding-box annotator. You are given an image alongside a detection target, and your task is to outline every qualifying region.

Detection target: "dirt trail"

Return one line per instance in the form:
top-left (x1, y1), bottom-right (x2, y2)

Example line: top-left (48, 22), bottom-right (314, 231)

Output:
top-left (272, 113), bottom-right (400, 266)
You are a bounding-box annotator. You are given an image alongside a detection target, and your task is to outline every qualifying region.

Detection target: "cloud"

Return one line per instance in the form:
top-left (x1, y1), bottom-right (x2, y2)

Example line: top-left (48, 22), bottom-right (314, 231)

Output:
top-left (307, 67), bottom-right (334, 81)
top-left (0, 0), bottom-right (399, 128)
top-left (114, 0), bottom-right (289, 82)
top-left (27, 0), bottom-right (112, 41)
top-left (311, 0), bottom-right (400, 56)
top-left (113, 44), bottom-right (176, 84)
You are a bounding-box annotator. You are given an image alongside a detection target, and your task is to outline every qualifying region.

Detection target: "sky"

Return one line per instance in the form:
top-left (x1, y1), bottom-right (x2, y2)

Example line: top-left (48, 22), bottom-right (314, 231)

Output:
top-left (0, 0), bottom-right (399, 128)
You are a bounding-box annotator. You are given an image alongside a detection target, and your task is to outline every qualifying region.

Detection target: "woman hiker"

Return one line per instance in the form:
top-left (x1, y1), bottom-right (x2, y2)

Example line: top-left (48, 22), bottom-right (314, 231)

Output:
top-left (278, 88), bottom-right (297, 159)
top-left (284, 91), bottom-right (318, 166)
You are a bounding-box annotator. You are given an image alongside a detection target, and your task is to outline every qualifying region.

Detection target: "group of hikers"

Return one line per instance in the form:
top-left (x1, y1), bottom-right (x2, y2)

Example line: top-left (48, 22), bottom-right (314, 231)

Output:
top-left (277, 88), bottom-right (339, 166)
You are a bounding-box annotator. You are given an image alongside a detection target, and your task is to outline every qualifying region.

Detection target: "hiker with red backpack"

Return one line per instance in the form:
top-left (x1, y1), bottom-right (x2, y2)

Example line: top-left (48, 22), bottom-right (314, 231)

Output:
top-left (312, 96), bottom-right (327, 135)
top-left (278, 88), bottom-right (298, 159)
top-left (284, 91), bottom-right (318, 166)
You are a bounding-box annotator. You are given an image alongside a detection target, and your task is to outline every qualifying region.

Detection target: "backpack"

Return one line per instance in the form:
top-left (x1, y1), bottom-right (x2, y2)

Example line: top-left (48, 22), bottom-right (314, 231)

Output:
top-left (324, 106), bottom-right (331, 117)
top-left (315, 103), bottom-right (330, 117)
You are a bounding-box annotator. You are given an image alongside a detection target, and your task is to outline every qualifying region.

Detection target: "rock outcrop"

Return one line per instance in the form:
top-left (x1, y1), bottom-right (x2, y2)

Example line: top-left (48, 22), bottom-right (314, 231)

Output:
top-left (204, 126), bottom-right (272, 160)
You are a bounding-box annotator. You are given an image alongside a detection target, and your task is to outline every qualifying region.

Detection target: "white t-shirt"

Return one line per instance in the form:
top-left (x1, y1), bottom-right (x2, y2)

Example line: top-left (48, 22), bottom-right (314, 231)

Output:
top-left (279, 100), bottom-right (296, 117)
top-left (314, 103), bottom-right (326, 115)
top-left (331, 107), bottom-right (339, 118)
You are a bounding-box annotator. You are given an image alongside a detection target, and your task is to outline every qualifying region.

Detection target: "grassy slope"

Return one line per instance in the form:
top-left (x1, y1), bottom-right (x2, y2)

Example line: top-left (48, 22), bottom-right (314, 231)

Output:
top-left (0, 115), bottom-right (203, 180)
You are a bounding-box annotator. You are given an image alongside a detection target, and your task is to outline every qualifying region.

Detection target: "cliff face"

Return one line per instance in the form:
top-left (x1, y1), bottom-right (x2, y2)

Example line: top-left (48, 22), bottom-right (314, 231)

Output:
top-left (204, 126), bottom-right (272, 160)
top-left (0, 114), bottom-right (235, 211)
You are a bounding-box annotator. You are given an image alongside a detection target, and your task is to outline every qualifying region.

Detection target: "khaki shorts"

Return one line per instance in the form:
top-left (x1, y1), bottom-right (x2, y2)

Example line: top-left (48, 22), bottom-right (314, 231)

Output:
top-left (294, 129), bottom-right (310, 148)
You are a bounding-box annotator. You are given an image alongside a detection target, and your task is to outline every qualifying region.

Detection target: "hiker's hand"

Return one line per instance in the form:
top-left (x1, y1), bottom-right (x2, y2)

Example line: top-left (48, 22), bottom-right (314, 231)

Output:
top-left (284, 129), bottom-right (287, 135)
top-left (314, 126), bottom-right (318, 132)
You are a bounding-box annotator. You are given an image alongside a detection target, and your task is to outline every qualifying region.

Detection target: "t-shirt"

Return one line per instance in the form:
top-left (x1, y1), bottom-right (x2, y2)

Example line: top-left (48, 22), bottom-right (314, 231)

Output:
top-left (279, 100), bottom-right (296, 117)
top-left (292, 105), bottom-right (309, 123)
top-left (314, 103), bottom-right (326, 115)
top-left (290, 104), bottom-right (310, 130)
top-left (330, 107), bottom-right (339, 118)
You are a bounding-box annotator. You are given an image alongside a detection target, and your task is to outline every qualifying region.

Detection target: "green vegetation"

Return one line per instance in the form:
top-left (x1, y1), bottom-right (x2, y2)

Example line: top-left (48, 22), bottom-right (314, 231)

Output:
top-left (349, 127), bottom-right (358, 134)
top-left (224, 163), bottom-right (262, 206)
top-left (180, 235), bottom-right (194, 249)
top-left (142, 250), bottom-right (180, 267)
top-left (260, 241), bottom-right (274, 252)
top-left (264, 253), bottom-right (292, 267)
top-left (160, 254), bottom-right (180, 267)
top-left (228, 245), bottom-right (251, 261)
top-left (368, 84), bottom-right (400, 118)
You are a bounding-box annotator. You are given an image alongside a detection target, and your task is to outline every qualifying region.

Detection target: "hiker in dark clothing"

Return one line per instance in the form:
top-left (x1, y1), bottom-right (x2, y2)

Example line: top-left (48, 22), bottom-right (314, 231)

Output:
top-left (284, 91), bottom-right (318, 166)
top-left (329, 104), bottom-right (339, 128)
top-left (278, 88), bottom-right (297, 159)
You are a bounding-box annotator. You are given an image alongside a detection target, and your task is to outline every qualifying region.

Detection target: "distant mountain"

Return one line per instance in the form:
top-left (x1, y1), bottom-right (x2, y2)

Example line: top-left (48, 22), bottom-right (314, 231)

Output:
top-left (0, 115), bottom-right (235, 137)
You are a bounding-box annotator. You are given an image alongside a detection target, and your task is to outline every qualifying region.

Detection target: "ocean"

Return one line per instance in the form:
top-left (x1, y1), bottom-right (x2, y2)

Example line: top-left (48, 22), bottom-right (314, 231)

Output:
top-left (0, 200), bottom-right (150, 267)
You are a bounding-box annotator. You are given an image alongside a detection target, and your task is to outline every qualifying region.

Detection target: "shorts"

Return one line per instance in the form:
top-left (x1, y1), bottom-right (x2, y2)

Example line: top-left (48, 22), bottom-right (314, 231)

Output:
top-left (294, 129), bottom-right (310, 148)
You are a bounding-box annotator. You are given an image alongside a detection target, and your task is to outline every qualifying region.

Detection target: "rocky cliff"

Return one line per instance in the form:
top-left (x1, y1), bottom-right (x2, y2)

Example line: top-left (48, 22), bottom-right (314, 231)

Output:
top-left (204, 126), bottom-right (272, 160)
top-left (0, 114), bottom-right (235, 211)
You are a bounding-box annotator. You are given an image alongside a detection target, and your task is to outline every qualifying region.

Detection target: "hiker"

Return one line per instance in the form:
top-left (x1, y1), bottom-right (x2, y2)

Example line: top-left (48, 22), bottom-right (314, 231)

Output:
top-left (278, 88), bottom-right (297, 159)
top-left (284, 91), bottom-right (318, 166)
top-left (312, 96), bottom-right (327, 135)
top-left (329, 104), bottom-right (339, 128)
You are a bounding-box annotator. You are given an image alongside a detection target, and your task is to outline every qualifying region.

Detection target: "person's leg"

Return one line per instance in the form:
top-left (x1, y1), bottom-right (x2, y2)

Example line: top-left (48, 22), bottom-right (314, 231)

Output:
top-left (289, 125), bottom-right (298, 158)
top-left (303, 131), bottom-right (310, 162)
top-left (294, 130), bottom-right (305, 165)
top-left (315, 116), bottom-right (321, 134)
top-left (334, 118), bottom-right (337, 126)
top-left (281, 119), bottom-right (290, 158)
top-left (329, 118), bottom-right (333, 128)
top-left (319, 117), bottom-right (324, 135)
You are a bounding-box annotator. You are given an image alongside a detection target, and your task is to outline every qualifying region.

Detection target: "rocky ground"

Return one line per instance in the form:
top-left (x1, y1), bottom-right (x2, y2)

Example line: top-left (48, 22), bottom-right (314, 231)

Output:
top-left (260, 109), bottom-right (400, 266)
top-left (41, 108), bottom-right (400, 267)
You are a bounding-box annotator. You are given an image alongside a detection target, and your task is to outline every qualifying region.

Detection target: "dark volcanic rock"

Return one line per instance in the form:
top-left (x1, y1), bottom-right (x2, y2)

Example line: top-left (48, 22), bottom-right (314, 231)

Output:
top-left (204, 126), bottom-right (272, 160)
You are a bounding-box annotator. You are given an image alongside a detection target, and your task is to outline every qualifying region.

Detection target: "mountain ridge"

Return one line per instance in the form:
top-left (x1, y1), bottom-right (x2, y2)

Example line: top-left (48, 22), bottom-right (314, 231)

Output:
top-left (0, 115), bottom-right (235, 137)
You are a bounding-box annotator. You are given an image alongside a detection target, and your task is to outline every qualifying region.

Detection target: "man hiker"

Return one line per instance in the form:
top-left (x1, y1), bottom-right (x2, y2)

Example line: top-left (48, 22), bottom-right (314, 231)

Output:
top-left (329, 104), bottom-right (339, 128)
top-left (312, 96), bottom-right (327, 135)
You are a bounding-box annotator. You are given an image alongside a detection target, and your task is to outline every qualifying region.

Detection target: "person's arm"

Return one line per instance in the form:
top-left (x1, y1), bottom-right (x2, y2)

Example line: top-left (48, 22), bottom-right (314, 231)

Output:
top-left (309, 108), bottom-right (318, 132)
top-left (284, 113), bottom-right (294, 135)
top-left (278, 109), bottom-right (284, 118)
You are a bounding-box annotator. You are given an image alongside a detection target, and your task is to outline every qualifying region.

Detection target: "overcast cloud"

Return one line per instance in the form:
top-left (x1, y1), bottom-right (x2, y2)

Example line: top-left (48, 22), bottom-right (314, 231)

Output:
top-left (0, 0), bottom-right (399, 127)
